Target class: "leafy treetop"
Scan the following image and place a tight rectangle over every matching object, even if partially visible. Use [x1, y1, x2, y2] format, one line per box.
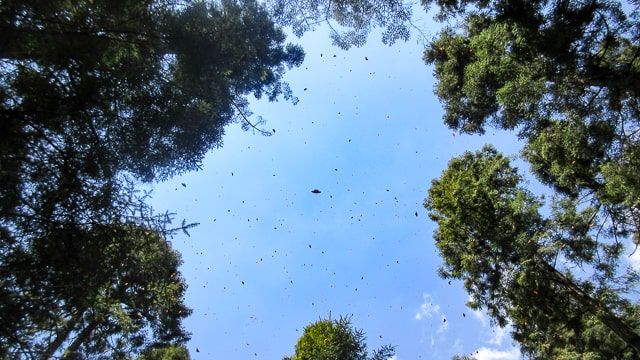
[285, 314, 396, 360]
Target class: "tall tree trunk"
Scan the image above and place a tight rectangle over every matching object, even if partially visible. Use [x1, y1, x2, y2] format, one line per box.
[534, 253, 640, 354]
[41, 310, 85, 360]
[60, 320, 101, 360]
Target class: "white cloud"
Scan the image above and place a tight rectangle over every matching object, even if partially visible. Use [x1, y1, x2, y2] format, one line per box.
[474, 346, 520, 360]
[467, 295, 489, 327]
[487, 324, 511, 346]
[471, 307, 488, 327]
[415, 292, 450, 347]
[465, 295, 513, 347]
[451, 338, 463, 355]
[627, 240, 640, 271]
[415, 293, 441, 320]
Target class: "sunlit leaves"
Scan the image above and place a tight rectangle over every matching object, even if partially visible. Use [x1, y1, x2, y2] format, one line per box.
[287, 315, 395, 360]
[423, 0, 640, 139]
[425, 146, 543, 325]
[423, 0, 640, 248]
[522, 120, 616, 196]
[425, 146, 640, 357]
[423, 14, 548, 134]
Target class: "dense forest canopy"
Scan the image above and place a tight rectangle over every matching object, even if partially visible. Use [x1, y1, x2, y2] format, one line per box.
[0, 0, 303, 358]
[423, 0, 640, 217]
[1, 0, 304, 182]
[425, 146, 640, 358]
[422, 0, 640, 357]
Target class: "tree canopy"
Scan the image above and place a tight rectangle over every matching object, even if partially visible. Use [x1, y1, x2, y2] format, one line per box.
[4, 0, 640, 357]
[1, 0, 304, 183]
[0, 0, 303, 358]
[265, 0, 420, 49]
[1, 189, 193, 359]
[422, 0, 640, 238]
[423, 0, 640, 135]
[284, 315, 396, 360]
[421, 0, 640, 356]
[425, 146, 640, 358]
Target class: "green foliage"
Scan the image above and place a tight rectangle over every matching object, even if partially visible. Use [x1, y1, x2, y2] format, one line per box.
[0, 185, 193, 358]
[535, 305, 640, 359]
[425, 146, 640, 357]
[139, 345, 191, 360]
[0, 1, 305, 357]
[0, 0, 304, 182]
[522, 120, 616, 197]
[286, 315, 395, 360]
[294, 317, 364, 360]
[423, 0, 640, 237]
[424, 0, 639, 137]
[425, 146, 544, 326]
[266, 0, 416, 49]
[451, 355, 478, 360]
[423, 1, 640, 355]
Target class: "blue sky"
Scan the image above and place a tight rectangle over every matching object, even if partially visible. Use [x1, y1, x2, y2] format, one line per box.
[148, 21, 526, 360]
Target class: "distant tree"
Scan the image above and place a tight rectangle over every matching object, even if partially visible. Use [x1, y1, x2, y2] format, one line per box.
[424, 146, 640, 357]
[265, 0, 420, 49]
[285, 314, 396, 360]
